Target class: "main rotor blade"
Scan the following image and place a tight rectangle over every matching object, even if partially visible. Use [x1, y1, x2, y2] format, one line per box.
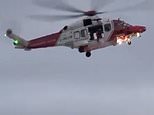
[33, 0, 84, 13]
[28, 14, 84, 22]
[90, 0, 114, 11]
[106, 0, 154, 14]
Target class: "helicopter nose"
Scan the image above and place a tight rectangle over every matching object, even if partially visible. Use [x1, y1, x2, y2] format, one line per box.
[134, 26, 146, 33]
[138, 26, 146, 33]
[127, 25, 146, 34]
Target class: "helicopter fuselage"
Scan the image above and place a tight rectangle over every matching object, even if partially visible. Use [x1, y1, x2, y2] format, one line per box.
[6, 17, 146, 57]
[56, 17, 146, 56]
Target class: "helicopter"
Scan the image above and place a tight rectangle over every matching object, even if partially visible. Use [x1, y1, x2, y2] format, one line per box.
[6, 0, 146, 57]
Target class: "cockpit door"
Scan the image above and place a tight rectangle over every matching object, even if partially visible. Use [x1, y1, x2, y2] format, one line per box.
[103, 23, 113, 41]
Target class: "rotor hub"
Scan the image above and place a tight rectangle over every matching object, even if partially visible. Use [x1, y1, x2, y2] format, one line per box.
[84, 11, 97, 16]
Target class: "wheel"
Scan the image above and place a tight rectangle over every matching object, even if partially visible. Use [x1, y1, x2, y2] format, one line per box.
[128, 41, 131, 45]
[86, 52, 91, 57]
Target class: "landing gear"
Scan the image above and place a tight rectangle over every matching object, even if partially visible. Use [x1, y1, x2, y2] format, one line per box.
[86, 52, 91, 57]
[78, 47, 84, 53]
[128, 41, 131, 45]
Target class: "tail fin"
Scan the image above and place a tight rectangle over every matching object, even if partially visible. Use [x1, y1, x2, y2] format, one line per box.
[6, 29, 28, 49]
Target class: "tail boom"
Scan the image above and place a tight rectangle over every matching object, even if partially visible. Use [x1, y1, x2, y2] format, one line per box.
[6, 29, 61, 50]
[27, 32, 61, 49]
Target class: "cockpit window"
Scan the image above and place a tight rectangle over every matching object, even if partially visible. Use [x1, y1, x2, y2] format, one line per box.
[104, 23, 111, 32]
[123, 22, 130, 27]
[120, 21, 130, 27]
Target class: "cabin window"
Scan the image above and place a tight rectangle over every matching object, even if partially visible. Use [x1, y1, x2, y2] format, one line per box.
[80, 29, 87, 37]
[74, 31, 80, 39]
[104, 23, 111, 32]
[88, 25, 103, 33]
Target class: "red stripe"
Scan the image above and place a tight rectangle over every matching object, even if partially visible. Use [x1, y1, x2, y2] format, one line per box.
[28, 32, 61, 49]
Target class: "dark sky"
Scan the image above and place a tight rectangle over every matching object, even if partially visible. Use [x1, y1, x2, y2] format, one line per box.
[0, 0, 154, 115]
